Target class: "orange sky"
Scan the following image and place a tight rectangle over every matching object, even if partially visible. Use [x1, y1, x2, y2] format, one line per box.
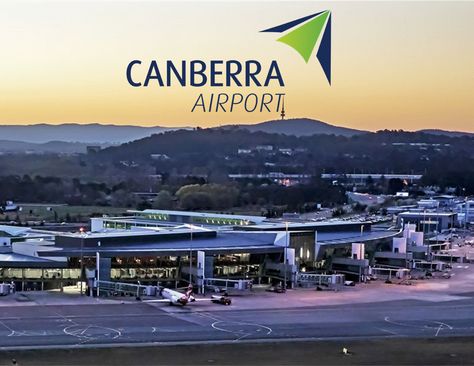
[0, 1, 473, 131]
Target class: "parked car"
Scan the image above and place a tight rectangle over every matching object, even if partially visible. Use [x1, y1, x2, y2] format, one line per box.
[266, 285, 286, 293]
[211, 294, 232, 305]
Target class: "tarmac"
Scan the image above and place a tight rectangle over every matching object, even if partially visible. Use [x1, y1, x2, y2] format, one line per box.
[2, 259, 473, 309]
[0, 263, 473, 351]
[2, 337, 474, 365]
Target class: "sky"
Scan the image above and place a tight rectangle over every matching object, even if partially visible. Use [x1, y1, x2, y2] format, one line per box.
[0, 1, 473, 132]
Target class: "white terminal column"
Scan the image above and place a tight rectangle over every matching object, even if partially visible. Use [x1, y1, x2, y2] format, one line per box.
[351, 243, 365, 260]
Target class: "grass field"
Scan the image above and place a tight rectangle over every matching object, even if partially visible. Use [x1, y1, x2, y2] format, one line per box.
[1, 337, 473, 365]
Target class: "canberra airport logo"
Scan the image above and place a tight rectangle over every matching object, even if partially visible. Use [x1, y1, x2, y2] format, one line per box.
[125, 10, 331, 113]
[261, 10, 332, 85]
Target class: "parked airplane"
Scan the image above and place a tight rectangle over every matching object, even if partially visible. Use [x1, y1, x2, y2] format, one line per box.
[143, 285, 231, 306]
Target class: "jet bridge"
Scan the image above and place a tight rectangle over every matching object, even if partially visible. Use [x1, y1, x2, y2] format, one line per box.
[203, 277, 253, 295]
[296, 273, 345, 291]
[369, 267, 410, 283]
[96, 280, 156, 298]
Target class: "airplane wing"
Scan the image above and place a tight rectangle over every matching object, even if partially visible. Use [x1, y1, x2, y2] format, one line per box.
[141, 299, 171, 303]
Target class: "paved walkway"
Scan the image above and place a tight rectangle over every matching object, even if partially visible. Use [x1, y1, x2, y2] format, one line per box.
[0, 291, 121, 307]
[0, 263, 472, 310]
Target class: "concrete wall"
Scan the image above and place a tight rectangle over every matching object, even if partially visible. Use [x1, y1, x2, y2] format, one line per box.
[351, 243, 365, 260]
[402, 224, 416, 239]
[91, 218, 104, 232]
[392, 238, 407, 254]
[409, 232, 424, 246]
[0, 236, 11, 247]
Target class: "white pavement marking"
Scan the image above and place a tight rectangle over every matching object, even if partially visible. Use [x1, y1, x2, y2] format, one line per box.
[63, 324, 122, 343]
[433, 321, 453, 337]
[196, 312, 221, 322]
[80, 325, 91, 336]
[384, 317, 422, 329]
[0, 321, 15, 337]
[211, 322, 237, 335]
[9, 331, 49, 337]
[435, 324, 443, 337]
[384, 316, 455, 335]
[433, 321, 453, 330]
[234, 333, 250, 341]
[211, 320, 272, 342]
[211, 321, 252, 342]
[376, 328, 398, 336]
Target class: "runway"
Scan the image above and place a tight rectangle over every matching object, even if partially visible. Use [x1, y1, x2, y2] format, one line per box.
[1, 294, 474, 349]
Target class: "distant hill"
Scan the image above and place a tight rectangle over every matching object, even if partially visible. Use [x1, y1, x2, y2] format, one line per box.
[99, 126, 474, 162]
[419, 129, 474, 138]
[0, 124, 185, 144]
[0, 140, 112, 154]
[1, 122, 473, 145]
[95, 128, 474, 185]
[223, 118, 365, 137]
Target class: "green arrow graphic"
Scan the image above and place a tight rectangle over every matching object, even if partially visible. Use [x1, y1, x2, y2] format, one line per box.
[276, 10, 330, 63]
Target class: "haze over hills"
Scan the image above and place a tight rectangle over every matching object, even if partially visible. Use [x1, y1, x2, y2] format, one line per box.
[227, 118, 474, 138]
[99, 125, 474, 162]
[1, 126, 474, 196]
[0, 120, 472, 145]
[0, 119, 363, 143]
[419, 129, 474, 138]
[0, 140, 112, 154]
[0, 124, 183, 144]
[226, 118, 365, 137]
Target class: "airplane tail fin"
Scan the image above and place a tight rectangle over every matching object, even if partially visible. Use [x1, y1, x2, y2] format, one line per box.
[185, 284, 194, 299]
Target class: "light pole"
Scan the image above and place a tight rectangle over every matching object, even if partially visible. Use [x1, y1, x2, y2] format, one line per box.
[450, 214, 454, 241]
[189, 225, 193, 285]
[401, 218, 408, 269]
[283, 222, 289, 291]
[79, 227, 85, 296]
[96, 241, 101, 298]
[422, 210, 426, 235]
[435, 206, 439, 251]
[423, 210, 432, 261]
[465, 197, 469, 231]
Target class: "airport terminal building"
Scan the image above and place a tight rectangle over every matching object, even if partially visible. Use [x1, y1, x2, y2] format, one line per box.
[0, 210, 401, 291]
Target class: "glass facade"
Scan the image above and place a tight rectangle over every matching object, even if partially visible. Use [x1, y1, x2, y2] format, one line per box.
[108, 212, 258, 227]
[290, 231, 316, 265]
[110, 267, 177, 280]
[0, 268, 74, 280]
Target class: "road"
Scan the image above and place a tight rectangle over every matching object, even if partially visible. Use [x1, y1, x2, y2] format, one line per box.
[0, 295, 474, 349]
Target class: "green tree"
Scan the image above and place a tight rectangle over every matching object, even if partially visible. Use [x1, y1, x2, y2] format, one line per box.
[353, 203, 367, 213]
[152, 190, 174, 210]
[180, 191, 214, 210]
[176, 184, 239, 210]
